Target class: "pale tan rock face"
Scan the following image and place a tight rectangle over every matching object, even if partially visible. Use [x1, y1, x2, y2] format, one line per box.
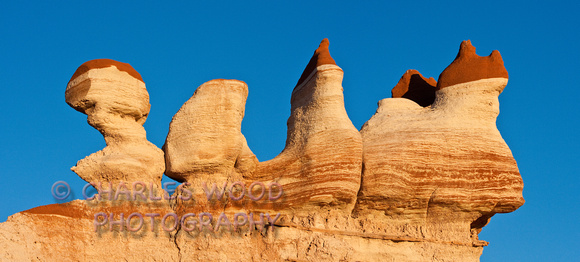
[0, 201, 179, 261]
[0, 40, 524, 262]
[355, 77, 524, 248]
[164, 39, 363, 213]
[65, 59, 164, 186]
[164, 79, 255, 184]
[253, 62, 363, 212]
[354, 41, 524, 252]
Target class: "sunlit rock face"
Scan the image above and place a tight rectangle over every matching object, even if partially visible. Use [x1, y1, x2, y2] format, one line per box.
[164, 39, 363, 214]
[64, 59, 165, 188]
[0, 40, 523, 262]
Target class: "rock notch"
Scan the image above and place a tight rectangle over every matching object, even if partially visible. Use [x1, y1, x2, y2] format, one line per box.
[391, 69, 437, 106]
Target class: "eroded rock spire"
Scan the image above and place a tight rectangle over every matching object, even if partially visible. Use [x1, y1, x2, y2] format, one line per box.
[164, 39, 362, 212]
[295, 38, 336, 87]
[164, 79, 256, 184]
[65, 59, 164, 187]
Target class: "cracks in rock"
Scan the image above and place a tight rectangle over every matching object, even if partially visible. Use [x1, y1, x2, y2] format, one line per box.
[425, 187, 438, 221]
[168, 192, 183, 262]
[350, 161, 366, 219]
[171, 226, 182, 262]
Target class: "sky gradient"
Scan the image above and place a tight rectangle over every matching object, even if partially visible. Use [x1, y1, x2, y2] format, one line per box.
[1, 1, 578, 261]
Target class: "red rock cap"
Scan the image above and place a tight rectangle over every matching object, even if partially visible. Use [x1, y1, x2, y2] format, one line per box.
[295, 38, 337, 87]
[437, 40, 508, 89]
[391, 69, 437, 107]
[68, 58, 144, 84]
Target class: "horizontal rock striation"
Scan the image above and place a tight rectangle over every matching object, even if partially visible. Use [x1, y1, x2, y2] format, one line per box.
[164, 79, 255, 184]
[355, 40, 524, 249]
[65, 59, 165, 187]
[0, 40, 524, 261]
[164, 38, 363, 213]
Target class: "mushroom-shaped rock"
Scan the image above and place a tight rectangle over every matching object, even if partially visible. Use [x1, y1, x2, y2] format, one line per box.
[66, 59, 164, 187]
[0, 40, 527, 262]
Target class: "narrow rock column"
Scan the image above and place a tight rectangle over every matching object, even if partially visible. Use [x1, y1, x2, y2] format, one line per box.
[256, 39, 363, 212]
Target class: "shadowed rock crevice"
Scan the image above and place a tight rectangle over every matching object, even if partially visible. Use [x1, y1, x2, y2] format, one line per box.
[391, 69, 437, 107]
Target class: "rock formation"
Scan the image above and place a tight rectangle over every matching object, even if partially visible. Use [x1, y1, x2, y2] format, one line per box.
[354, 40, 524, 252]
[0, 40, 524, 261]
[391, 69, 437, 107]
[437, 40, 509, 89]
[164, 38, 362, 213]
[163, 79, 258, 186]
[64, 59, 165, 187]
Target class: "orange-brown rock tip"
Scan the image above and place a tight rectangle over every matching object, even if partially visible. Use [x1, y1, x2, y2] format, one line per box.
[296, 38, 337, 87]
[437, 40, 508, 89]
[391, 70, 437, 107]
[68, 59, 144, 84]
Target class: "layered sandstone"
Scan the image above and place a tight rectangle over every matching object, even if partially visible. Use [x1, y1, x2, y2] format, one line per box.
[65, 59, 165, 187]
[0, 40, 524, 261]
[164, 38, 363, 213]
[354, 40, 523, 251]
[164, 79, 255, 184]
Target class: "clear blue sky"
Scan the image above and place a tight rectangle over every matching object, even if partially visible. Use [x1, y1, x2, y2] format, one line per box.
[1, 1, 578, 261]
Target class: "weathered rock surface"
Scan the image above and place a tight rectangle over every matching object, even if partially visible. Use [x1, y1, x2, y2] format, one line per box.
[355, 40, 524, 254]
[164, 79, 255, 184]
[0, 201, 178, 261]
[391, 69, 437, 107]
[437, 40, 508, 89]
[165, 38, 363, 213]
[0, 40, 524, 261]
[65, 59, 165, 187]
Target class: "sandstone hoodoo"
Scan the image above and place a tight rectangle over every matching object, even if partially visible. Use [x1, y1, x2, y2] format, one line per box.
[164, 79, 254, 184]
[65, 59, 164, 188]
[355, 40, 524, 259]
[164, 38, 363, 213]
[295, 38, 337, 87]
[0, 40, 524, 261]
